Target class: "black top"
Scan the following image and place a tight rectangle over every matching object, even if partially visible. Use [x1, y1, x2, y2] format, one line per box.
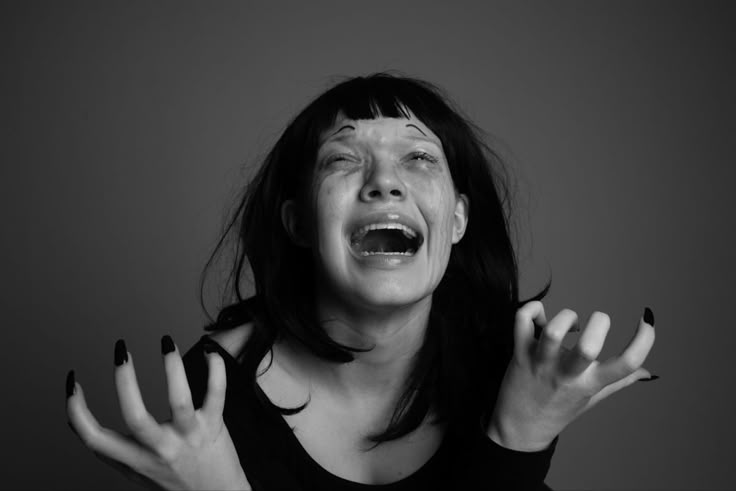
[182, 334, 557, 490]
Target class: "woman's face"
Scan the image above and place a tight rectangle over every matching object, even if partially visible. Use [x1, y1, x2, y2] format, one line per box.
[284, 113, 468, 312]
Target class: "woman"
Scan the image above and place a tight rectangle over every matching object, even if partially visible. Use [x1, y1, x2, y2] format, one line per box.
[65, 73, 657, 490]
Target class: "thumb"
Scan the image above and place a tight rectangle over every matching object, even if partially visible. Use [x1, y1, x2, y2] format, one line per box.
[587, 367, 652, 410]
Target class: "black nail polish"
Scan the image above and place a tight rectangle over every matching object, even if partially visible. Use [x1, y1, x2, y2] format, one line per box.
[66, 369, 75, 398]
[638, 375, 660, 382]
[161, 335, 175, 355]
[203, 342, 217, 354]
[114, 339, 128, 366]
[644, 307, 655, 327]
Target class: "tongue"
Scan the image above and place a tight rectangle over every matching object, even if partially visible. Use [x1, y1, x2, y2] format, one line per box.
[359, 229, 409, 253]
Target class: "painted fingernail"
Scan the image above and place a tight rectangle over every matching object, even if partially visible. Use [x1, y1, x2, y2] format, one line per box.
[643, 307, 655, 327]
[203, 342, 217, 354]
[66, 369, 76, 398]
[638, 375, 660, 382]
[161, 335, 175, 355]
[114, 339, 128, 366]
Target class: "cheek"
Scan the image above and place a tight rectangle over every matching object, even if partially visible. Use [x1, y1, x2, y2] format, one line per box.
[313, 178, 351, 247]
[409, 178, 457, 241]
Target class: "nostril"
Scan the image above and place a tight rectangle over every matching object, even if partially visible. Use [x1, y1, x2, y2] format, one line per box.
[390, 189, 402, 197]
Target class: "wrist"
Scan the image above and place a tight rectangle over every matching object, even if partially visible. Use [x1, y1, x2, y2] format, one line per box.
[487, 417, 555, 452]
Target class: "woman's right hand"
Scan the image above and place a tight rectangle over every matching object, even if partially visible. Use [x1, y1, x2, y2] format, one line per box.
[66, 336, 251, 491]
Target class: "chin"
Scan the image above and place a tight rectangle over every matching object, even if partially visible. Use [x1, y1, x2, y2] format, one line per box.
[316, 252, 439, 312]
[348, 277, 432, 311]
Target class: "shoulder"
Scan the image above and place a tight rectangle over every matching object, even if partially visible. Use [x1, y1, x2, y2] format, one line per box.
[204, 321, 256, 360]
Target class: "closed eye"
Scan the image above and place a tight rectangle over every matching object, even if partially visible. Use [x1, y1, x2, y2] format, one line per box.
[324, 153, 359, 166]
[408, 151, 439, 164]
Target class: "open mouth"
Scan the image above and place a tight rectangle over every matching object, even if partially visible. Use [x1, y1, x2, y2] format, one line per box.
[349, 223, 425, 256]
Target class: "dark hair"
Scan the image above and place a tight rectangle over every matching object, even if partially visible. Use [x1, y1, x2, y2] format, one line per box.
[199, 72, 551, 446]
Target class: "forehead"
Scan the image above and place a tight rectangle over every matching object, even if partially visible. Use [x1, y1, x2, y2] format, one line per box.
[319, 114, 441, 148]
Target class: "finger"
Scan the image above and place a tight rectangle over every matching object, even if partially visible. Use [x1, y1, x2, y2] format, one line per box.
[535, 309, 579, 366]
[67, 380, 155, 474]
[588, 367, 651, 409]
[161, 335, 197, 433]
[114, 340, 165, 449]
[559, 311, 611, 377]
[514, 301, 548, 361]
[595, 314, 656, 388]
[201, 346, 227, 424]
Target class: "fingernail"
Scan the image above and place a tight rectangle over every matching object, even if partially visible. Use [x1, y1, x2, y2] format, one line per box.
[66, 369, 76, 398]
[638, 375, 660, 382]
[161, 334, 175, 355]
[203, 342, 217, 354]
[643, 307, 655, 327]
[114, 339, 128, 366]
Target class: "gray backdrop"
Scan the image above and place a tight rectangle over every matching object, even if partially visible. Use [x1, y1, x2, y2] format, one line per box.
[2, 1, 734, 489]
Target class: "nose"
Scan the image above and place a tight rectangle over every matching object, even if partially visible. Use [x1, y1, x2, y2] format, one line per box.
[359, 158, 406, 202]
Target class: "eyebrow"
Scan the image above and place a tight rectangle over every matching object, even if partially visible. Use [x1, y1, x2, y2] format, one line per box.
[405, 123, 427, 136]
[321, 122, 439, 146]
[329, 124, 355, 137]
[405, 123, 442, 147]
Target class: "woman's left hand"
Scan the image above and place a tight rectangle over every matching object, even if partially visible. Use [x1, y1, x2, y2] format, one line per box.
[488, 301, 656, 451]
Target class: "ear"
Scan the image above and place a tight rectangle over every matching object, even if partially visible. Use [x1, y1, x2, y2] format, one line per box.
[281, 200, 310, 247]
[451, 193, 469, 244]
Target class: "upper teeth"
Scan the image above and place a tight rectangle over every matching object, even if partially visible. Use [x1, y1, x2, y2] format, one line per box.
[353, 223, 418, 240]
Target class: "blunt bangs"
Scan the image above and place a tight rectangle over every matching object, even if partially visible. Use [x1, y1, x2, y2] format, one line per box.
[291, 73, 463, 198]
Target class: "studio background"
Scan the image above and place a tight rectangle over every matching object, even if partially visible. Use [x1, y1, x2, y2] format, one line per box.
[2, 1, 733, 489]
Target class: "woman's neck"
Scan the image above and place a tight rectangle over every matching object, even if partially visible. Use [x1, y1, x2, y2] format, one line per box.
[283, 294, 432, 406]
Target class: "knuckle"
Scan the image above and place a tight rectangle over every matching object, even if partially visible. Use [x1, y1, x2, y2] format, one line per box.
[620, 353, 641, 372]
[170, 398, 191, 414]
[576, 344, 598, 361]
[83, 426, 112, 453]
[518, 300, 542, 317]
[529, 300, 544, 311]
[125, 414, 149, 433]
[543, 325, 565, 343]
[77, 428, 99, 449]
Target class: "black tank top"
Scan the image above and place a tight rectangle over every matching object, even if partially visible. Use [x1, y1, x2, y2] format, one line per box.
[182, 333, 557, 490]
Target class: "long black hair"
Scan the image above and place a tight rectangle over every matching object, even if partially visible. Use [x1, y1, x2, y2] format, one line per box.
[199, 72, 551, 446]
